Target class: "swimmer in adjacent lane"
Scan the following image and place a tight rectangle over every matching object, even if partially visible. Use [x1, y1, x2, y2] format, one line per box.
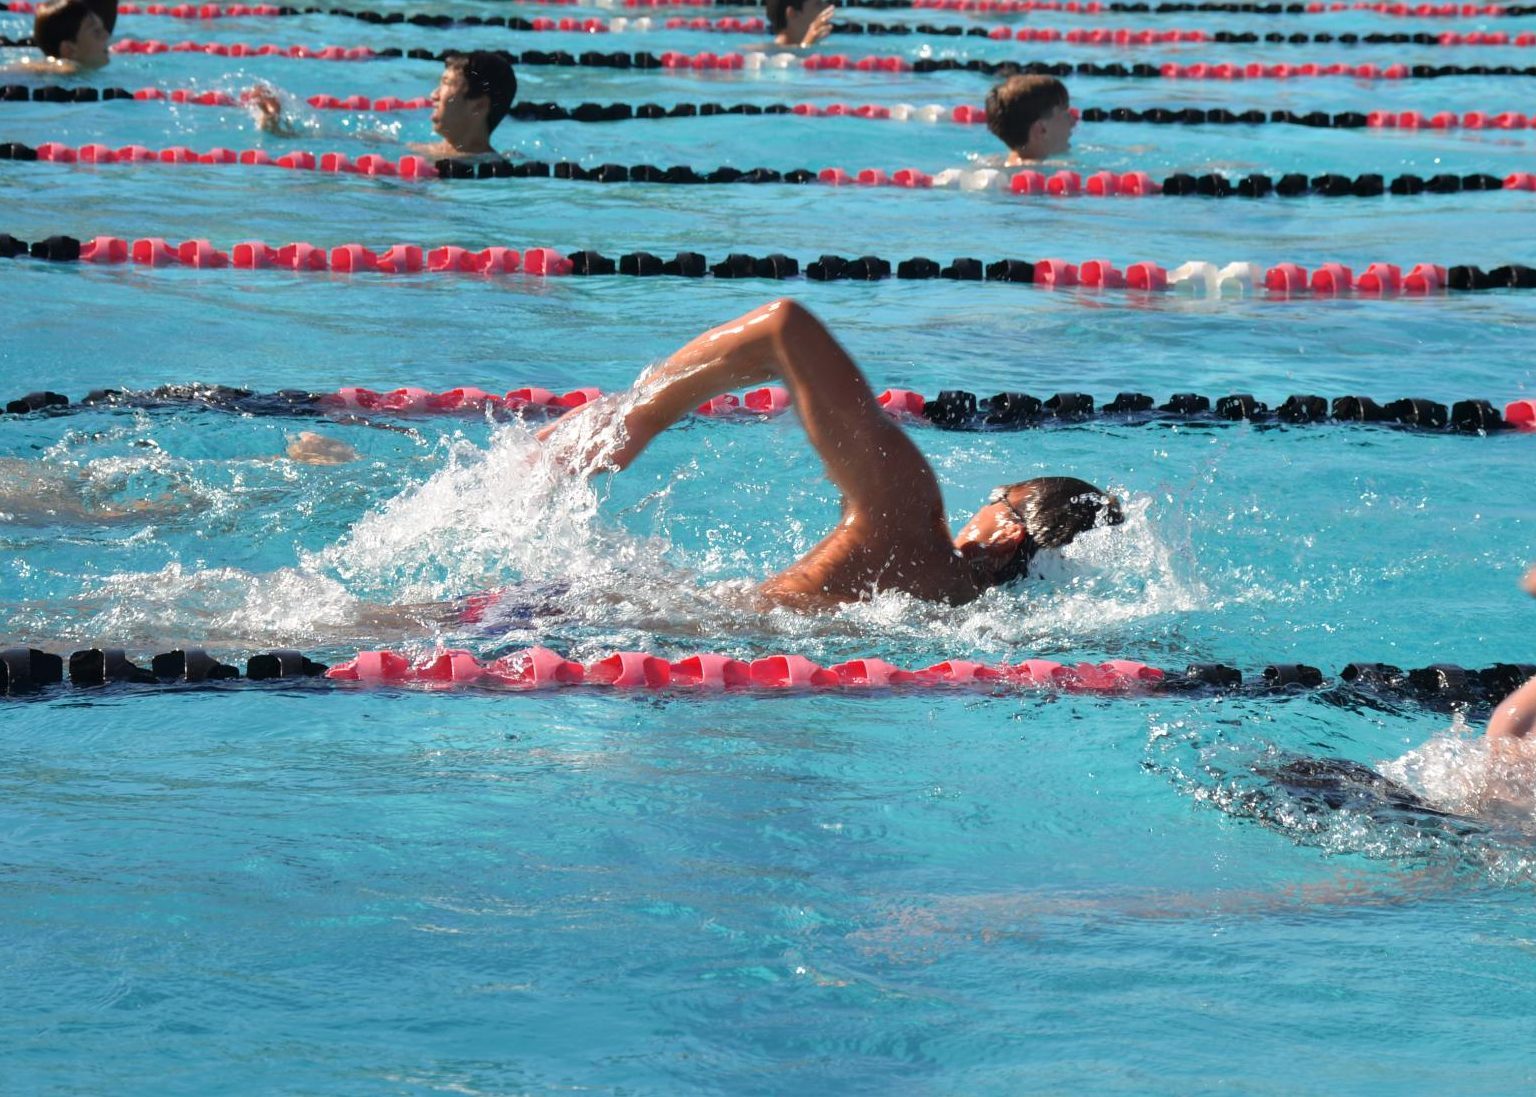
[984, 74, 1077, 166]
[539, 299, 1121, 609]
[252, 50, 517, 163]
[9, 0, 116, 73]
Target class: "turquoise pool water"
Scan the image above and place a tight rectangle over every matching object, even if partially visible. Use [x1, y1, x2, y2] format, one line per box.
[3, 3, 1536, 1093]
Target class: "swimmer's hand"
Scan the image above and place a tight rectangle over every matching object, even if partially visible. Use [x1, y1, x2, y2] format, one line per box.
[798, 3, 836, 46]
[286, 431, 358, 465]
[776, 0, 834, 47]
[535, 394, 647, 476]
[1524, 564, 1536, 597]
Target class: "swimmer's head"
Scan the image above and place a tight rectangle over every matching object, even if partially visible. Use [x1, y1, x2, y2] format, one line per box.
[765, 0, 832, 38]
[985, 74, 1075, 161]
[431, 51, 518, 150]
[955, 476, 1122, 587]
[34, 0, 112, 67]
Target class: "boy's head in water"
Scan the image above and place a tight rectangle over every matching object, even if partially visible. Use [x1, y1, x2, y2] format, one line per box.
[985, 74, 1075, 164]
[429, 51, 518, 155]
[955, 476, 1122, 586]
[33, 0, 114, 68]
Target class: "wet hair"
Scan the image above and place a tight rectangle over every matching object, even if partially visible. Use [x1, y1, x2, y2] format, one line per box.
[984, 74, 1070, 153]
[443, 50, 518, 134]
[990, 475, 1123, 585]
[765, 0, 804, 34]
[34, 0, 115, 59]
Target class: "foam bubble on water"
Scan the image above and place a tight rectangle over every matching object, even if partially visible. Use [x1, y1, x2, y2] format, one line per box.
[309, 389, 674, 602]
[1381, 721, 1536, 832]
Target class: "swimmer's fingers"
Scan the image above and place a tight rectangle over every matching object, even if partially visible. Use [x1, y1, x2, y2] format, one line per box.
[804, 7, 835, 44]
[1523, 563, 1536, 597]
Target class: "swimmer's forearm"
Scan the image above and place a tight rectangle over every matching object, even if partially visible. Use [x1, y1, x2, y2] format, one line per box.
[619, 300, 793, 452]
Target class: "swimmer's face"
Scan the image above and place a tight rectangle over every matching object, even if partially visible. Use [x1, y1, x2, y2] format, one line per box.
[1033, 102, 1075, 157]
[61, 11, 111, 68]
[954, 486, 1034, 584]
[430, 65, 488, 144]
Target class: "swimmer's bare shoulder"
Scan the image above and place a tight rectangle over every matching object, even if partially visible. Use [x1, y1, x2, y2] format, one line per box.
[1485, 564, 1536, 746]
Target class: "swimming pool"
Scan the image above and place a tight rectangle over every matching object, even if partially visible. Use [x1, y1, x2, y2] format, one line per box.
[3, 2, 1536, 1092]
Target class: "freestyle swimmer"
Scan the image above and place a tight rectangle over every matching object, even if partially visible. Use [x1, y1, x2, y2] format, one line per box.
[985, 74, 1077, 165]
[539, 299, 1121, 608]
[10, 0, 115, 73]
[253, 51, 517, 163]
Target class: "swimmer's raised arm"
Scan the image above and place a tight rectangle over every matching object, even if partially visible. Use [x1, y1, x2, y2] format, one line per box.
[543, 299, 942, 519]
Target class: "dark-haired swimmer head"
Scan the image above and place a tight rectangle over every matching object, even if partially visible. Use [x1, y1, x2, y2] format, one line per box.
[420, 51, 518, 161]
[955, 477, 1124, 589]
[23, 0, 115, 71]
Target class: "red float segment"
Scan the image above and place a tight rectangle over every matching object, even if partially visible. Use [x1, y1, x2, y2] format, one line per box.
[828, 658, 918, 687]
[878, 389, 927, 417]
[1265, 262, 1309, 293]
[1402, 262, 1448, 293]
[697, 394, 741, 415]
[80, 235, 129, 263]
[588, 651, 672, 687]
[1124, 261, 1168, 291]
[1080, 259, 1125, 289]
[670, 654, 752, 687]
[1310, 262, 1353, 294]
[320, 648, 1176, 692]
[1356, 262, 1402, 294]
[1035, 258, 1079, 287]
[1505, 401, 1536, 432]
[744, 386, 792, 414]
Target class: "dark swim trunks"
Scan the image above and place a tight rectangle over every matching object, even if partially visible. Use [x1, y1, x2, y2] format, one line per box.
[456, 581, 570, 630]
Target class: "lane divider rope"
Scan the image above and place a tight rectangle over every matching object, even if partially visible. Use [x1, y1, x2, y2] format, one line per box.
[9, 87, 1536, 134]
[5, 5, 1529, 47]
[19, 39, 1536, 79]
[2, 644, 1531, 705]
[6, 144, 1535, 199]
[6, 374, 1533, 432]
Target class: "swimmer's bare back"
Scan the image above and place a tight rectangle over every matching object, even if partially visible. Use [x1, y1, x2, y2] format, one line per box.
[539, 299, 984, 608]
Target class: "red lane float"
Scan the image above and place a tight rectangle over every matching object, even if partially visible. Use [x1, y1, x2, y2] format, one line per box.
[323, 384, 597, 413]
[104, 40, 1511, 79]
[8, 0, 1524, 19]
[60, 234, 1498, 305]
[42, 146, 1536, 200]
[113, 37, 377, 58]
[76, 236, 574, 276]
[325, 646, 1169, 693]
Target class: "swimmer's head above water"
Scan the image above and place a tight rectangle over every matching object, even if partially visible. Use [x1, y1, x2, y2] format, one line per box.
[429, 51, 517, 157]
[955, 477, 1123, 588]
[986, 74, 1075, 165]
[33, 0, 115, 69]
